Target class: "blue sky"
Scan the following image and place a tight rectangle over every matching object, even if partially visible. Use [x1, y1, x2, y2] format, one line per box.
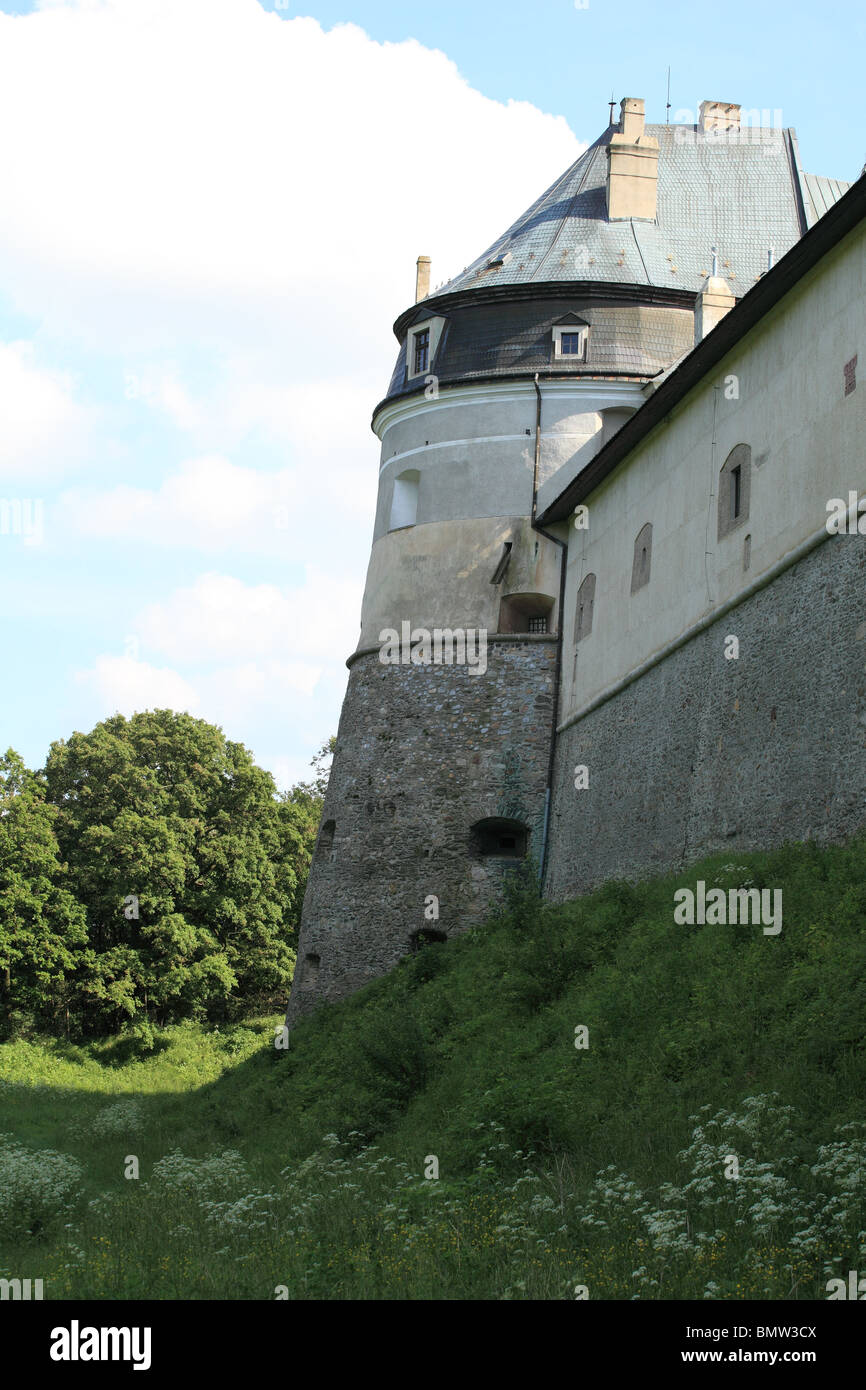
[0, 0, 861, 789]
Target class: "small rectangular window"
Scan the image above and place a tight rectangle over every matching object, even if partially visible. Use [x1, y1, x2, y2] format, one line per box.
[731, 465, 742, 519]
[560, 333, 583, 355]
[413, 329, 430, 375]
[528, 616, 548, 634]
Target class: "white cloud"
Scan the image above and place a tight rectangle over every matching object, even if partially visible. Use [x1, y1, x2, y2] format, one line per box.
[56, 446, 373, 555]
[2, 0, 585, 778]
[135, 569, 361, 665]
[0, 341, 93, 479]
[0, 0, 583, 360]
[75, 653, 202, 714]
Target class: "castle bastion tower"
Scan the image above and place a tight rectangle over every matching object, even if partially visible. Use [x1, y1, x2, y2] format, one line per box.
[287, 97, 849, 1023]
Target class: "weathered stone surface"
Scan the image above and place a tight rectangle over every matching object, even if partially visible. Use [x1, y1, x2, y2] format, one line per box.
[287, 638, 556, 1022]
[547, 536, 866, 899]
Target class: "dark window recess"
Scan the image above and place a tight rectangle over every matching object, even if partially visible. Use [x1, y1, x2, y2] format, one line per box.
[528, 615, 548, 634]
[560, 332, 584, 355]
[844, 355, 857, 396]
[575, 573, 596, 642]
[301, 954, 320, 991]
[630, 522, 653, 593]
[471, 817, 529, 858]
[718, 443, 751, 539]
[731, 464, 742, 518]
[413, 329, 430, 374]
[498, 591, 555, 634]
[318, 819, 335, 859]
[490, 541, 513, 585]
[409, 927, 448, 952]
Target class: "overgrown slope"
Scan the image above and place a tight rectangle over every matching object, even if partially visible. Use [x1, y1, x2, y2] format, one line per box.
[2, 837, 865, 1299]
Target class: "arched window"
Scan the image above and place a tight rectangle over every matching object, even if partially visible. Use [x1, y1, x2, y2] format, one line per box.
[389, 469, 420, 531]
[470, 817, 528, 859]
[631, 522, 653, 593]
[575, 573, 596, 642]
[718, 444, 751, 539]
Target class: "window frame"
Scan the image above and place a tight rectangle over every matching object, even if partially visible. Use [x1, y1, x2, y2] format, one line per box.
[552, 323, 589, 362]
[718, 444, 752, 540]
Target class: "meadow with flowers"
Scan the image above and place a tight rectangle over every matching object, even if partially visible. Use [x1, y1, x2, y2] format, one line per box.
[1, 837, 865, 1299]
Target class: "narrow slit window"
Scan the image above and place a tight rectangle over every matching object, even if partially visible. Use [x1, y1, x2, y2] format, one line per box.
[731, 464, 742, 519]
[575, 573, 596, 643]
[631, 523, 653, 593]
[718, 444, 751, 539]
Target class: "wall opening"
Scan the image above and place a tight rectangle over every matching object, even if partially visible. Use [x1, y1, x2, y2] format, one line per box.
[318, 819, 335, 859]
[471, 817, 529, 858]
[498, 591, 555, 634]
[300, 954, 320, 991]
[718, 444, 751, 539]
[575, 572, 596, 642]
[630, 522, 653, 593]
[409, 927, 448, 952]
[389, 469, 420, 531]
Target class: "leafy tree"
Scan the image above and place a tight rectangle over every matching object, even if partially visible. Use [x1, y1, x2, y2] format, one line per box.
[0, 749, 88, 1035]
[42, 711, 314, 1030]
[277, 735, 333, 928]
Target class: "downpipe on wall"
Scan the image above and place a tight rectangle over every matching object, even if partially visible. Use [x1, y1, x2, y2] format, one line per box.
[530, 373, 567, 891]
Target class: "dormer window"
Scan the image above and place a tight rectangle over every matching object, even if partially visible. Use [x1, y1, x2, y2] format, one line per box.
[552, 319, 589, 362]
[405, 316, 446, 381]
[413, 329, 430, 375]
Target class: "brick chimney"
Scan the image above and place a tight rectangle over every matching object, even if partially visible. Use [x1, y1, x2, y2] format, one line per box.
[415, 255, 431, 302]
[606, 98, 659, 222]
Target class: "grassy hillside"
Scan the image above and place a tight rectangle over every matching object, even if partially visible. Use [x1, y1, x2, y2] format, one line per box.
[2, 837, 865, 1300]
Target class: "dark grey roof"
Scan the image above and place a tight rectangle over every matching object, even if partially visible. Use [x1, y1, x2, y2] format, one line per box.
[382, 292, 695, 401]
[801, 171, 852, 225]
[436, 124, 849, 298]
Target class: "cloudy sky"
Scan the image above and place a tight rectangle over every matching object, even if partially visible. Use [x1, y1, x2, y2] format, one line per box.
[0, 0, 859, 789]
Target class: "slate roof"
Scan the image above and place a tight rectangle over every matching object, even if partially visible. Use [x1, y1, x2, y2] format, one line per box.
[435, 123, 851, 299]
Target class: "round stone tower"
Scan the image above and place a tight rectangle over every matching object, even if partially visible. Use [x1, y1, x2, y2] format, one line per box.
[287, 96, 810, 1023]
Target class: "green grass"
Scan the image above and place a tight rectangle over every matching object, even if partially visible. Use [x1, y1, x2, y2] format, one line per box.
[2, 837, 865, 1299]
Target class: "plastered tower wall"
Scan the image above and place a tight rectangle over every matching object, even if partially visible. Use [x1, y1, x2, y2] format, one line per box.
[287, 372, 568, 1022]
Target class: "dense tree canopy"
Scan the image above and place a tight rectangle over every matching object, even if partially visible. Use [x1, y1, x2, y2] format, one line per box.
[0, 750, 88, 1029]
[0, 712, 326, 1037]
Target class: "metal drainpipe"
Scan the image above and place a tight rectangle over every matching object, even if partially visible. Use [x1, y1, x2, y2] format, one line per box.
[530, 373, 568, 891]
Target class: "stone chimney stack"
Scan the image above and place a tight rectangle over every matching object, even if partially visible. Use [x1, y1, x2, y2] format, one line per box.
[415, 255, 431, 302]
[699, 101, 741, 133]
[606, 98, 659, 222]
[694, 272, 736, 344]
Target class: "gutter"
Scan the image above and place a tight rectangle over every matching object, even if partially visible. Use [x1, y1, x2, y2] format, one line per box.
[530, 373, 568, 890]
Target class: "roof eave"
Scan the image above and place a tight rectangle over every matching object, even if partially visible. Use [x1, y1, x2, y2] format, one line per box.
[537, 173, 866, 524]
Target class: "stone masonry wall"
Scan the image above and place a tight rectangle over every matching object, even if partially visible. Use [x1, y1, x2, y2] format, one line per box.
[287, 636, 557, 1023]
[546, 534, 866, 900]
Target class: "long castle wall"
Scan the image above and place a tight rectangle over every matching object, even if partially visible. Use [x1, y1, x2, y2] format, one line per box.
[546, 532, 866, 899]
[287, 636, 557, 1022]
